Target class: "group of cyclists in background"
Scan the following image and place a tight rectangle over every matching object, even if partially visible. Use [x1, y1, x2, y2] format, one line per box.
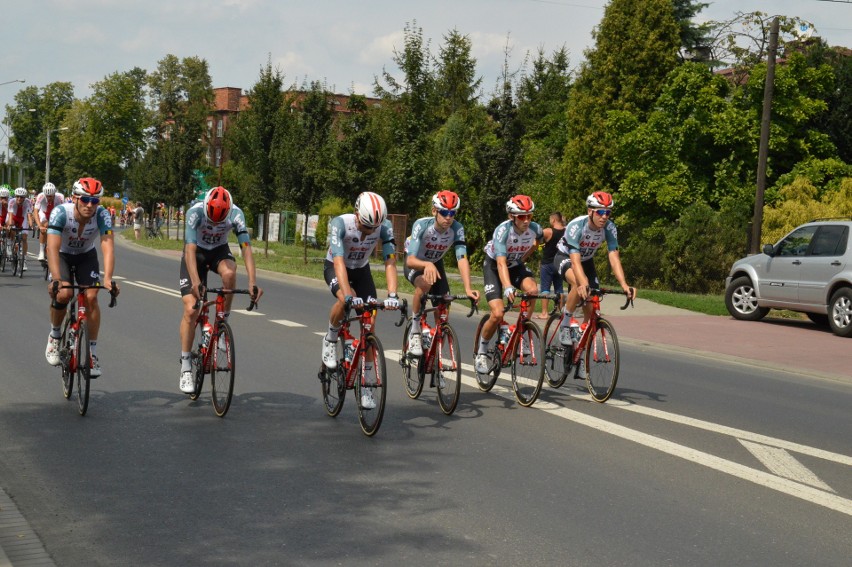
[3, 176, 635, 407]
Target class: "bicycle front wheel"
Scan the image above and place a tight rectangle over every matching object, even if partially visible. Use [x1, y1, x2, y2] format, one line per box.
[210, 321, 235, 417]
[60, 315, 74, 399]
[355, 334, 387, 437]
[472, 314, 499, 392]
[585, 318, 620, 402]
[542, 313, 571, 388]
[189, 322, 207, 401]
[433, 323, 462, 415]
[400, 319, 424, 399]
[75, 320, 91, 416]
[0, 247, 5, 272]
[511, 320, 544, 407]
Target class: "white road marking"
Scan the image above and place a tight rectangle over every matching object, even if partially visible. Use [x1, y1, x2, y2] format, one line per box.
[271, 319, 306, 327]
[231, 309, 263, 316]
[314, 332, 326, 337]
[739, 440, 835, 492]
[123, 280, 180, 298]
[386, 349, 852, 517]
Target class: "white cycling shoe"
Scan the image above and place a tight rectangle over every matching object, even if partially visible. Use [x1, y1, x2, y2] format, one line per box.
[407, 333, 423, 357]
[45, 336, 61, 366]
[474, 353, 491, 374]
[321, 338, 337, 369]
[360, 388, 376, 410]
[180, 370, 195, 393]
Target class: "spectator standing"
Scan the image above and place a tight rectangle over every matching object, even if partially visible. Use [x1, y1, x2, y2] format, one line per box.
[537, 212, 566, 319]
[132, 201, 144, 240]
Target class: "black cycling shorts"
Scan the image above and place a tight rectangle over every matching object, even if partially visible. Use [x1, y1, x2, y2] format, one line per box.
[179, 244, 236, 296]
[323, 260, 377, 302]
[482, 256, 534, 302]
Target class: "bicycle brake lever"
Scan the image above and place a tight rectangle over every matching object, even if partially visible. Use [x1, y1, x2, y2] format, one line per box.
[395, 299, 408, 327]
[247, 285, 258, 311]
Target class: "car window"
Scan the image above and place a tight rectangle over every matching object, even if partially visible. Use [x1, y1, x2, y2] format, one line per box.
[809, 225, 848, 257]
[776, 226, 817, 257]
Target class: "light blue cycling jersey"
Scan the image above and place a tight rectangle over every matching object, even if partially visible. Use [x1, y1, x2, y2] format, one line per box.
[484, 219, 543, 268]
[556, 214, 619, 260]
[47, 202, 112, 254]
[325, 214, 395, 269]
[184, 202, 251, 250]
[407, 216, 467, 262]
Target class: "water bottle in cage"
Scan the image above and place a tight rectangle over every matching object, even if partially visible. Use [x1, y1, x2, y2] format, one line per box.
[421, 320, 432, 350]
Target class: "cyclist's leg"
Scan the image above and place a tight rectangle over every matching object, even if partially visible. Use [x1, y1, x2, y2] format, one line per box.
[479, 258, 504, 349]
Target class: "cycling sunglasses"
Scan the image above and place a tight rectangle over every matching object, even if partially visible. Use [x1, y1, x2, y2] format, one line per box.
[513, 214, 532, 221]
[438, 209, 456, 218]
[79, 196, 100, 205]
[593, 209, 612, 217]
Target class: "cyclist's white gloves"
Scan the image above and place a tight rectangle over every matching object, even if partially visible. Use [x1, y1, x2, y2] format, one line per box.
[348, 296, 364, 308]
[384, 295, 399, 309]
[503, 286, 515, 300]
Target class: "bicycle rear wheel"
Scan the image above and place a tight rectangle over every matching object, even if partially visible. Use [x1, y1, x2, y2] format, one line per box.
[11, 248, 18, 276]
[75, 320, 91, 416]
[435, 323, 461, 415]
[400, 319, 424, 399]
[210, 321, 235, 417]
[60, 314, 75, 399]
[0, 245, 5, 272]
[542, 313, 571, 388]
[355, 334, 387, 436]
[585, 318, 620, 402]
[189, 322, 207, 401]
[511, 320, 545, 407]
[472, 314, 499, 392]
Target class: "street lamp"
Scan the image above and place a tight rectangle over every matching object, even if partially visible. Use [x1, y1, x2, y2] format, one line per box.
[0, 79, 25, 87]
[45, 126, 68, 183]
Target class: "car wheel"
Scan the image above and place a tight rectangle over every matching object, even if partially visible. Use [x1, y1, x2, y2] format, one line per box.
[827, 288, 852, 338]
[725, 276, 769, 321]
[806, 313, 829, 327]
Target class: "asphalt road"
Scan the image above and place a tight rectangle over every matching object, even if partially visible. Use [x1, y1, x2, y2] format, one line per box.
[0, 234, 850, 566]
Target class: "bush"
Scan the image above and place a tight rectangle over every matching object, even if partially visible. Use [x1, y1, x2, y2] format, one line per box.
[314, 196, 350, 248]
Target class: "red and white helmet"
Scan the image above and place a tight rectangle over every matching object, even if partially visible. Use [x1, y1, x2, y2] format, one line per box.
[42, 182, 57, 196]
[355, 191, 387, 228]
[432, 190, 460, 212]
[506, 195, 535, 215]
[204, 186, 232, 223]
[586, 191, 614, 209]
[73, 178, 104, 198]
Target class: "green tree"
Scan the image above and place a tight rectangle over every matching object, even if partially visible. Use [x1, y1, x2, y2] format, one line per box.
[333, 94, 381, 204]
[277, 81, 338, 262]
[434, 28, 481, 121]
[373, 21, 437, 216]
[563, 0, 681, 205]
[59, 68, 148, 192]
[227, 59, 287, 250]
[139, 55, 213, 215]
[8, 82, 74, 190]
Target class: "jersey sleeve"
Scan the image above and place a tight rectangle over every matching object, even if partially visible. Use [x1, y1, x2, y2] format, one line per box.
[563, 218, 584, 254]
[47, 206, 67, 235]
[406, 218, 427, 258]
[96, 207, 113, 235]
[184, 206, 202, 245]
[380, 219, 396, 260]
[531, 221, 544, 242]
[452, 221, 468, 260]
[231, 207, 251, 246]
[604, 221, 619, 251]
[327, 216, 347, 258]
[491, 223, 509, 258]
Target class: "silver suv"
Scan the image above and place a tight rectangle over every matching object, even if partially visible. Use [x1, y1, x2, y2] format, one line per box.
[725, 219, 852, 337]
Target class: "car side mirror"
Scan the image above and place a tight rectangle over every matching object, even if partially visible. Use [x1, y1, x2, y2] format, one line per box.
[762, 243, 776, 257]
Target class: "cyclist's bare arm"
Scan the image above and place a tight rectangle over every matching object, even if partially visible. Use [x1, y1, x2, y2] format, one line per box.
[457, 256, 480, 300]
[239, 243, 263, 302]
[606, 249, 635, 298]
[383, 254, 398, 296]
[100, 232, 117, 294]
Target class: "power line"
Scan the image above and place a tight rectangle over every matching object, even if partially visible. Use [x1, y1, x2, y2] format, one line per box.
[814, 0, 852, 4]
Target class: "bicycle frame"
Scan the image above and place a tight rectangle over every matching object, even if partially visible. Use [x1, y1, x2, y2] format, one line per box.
[416, 294, 477, 374]
[193, 286, 257, 373]
[339, 300, 405, 388]
[496, 295, 537, 367]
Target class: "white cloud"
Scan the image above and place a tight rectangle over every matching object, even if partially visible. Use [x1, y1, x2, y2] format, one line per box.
[359, 30, 405, 66]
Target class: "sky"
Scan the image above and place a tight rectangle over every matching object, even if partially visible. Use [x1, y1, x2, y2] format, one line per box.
[2, 0, 851, 123]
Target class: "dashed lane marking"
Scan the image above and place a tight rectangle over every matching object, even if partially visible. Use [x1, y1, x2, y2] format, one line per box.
[271, 319, 306, 327]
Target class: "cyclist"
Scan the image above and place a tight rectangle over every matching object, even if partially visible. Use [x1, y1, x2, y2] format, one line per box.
[44, 178, 118, 377]
[320, 191, 399, 410]
[474, 195, 544, 374]
[178, 186, 263, 394]
[35, 182, 65, 261]
[553, 191, 635, 377]
[5, 187, 34, 271]
[404, 190, 480, 356]
[0, 186, 9, 230]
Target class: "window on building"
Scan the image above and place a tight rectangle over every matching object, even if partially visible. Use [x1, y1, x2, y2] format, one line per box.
[217, 119, 223, 138]
[215, 147, 222, 167]
[207, 119, 213, 136]
[206, 146, 212, 165]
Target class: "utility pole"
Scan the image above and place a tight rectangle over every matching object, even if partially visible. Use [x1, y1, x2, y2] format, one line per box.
[751, 17, 779, 254]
